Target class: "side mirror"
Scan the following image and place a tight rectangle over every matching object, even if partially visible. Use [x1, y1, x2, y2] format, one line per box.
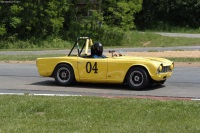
[109, 50, 115, 57]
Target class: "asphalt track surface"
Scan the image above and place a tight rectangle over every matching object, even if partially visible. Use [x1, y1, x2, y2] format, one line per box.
[0, 41, 200, 98]
[0, 63, 200, 99]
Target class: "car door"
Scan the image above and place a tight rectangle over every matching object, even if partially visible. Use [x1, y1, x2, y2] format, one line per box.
[77, 57, 108, 82]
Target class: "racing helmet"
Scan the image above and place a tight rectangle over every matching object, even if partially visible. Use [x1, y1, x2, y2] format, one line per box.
[91, 42, 103, 56]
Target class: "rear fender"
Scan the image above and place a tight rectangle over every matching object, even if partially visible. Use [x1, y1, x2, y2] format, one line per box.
[52, 62, 80, 82]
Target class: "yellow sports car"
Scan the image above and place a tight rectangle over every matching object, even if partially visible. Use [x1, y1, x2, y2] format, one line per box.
[36, 37, 174, 90]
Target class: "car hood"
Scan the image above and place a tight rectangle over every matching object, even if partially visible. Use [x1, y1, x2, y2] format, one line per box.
[112, 56, 173, 66]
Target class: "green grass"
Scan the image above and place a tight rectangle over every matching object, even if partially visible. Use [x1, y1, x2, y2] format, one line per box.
[0, 95, 200, 133]
[144, 26, 200, 34]
[167, 57, 200, 62]
[0, 47, 68, 51]
[0, 37, 73, 50]
[123, 31, 200, 47]
[0, 54, 65, 61]
[1, 31, 200, 50]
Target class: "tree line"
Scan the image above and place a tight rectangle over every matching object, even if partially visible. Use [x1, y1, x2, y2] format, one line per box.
[0, 0, 199, 46]
[135, 0, 200, 30]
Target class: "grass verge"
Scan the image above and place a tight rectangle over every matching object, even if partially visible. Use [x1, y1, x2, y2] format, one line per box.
[1, 31, 200, 50]
[166, 57, 200, 62]
[1, 95, 200, 133]
[0, 54, 65, 61]
[0, 37, 73, 50]
[123, 31, 200, 47]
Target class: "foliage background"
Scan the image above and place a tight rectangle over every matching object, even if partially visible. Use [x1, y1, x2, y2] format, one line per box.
[0, 0, 199, 49]
[135, 0, 200, 31]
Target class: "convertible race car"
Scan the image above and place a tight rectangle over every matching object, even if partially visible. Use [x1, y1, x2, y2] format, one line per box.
[36, 37, 174, 90]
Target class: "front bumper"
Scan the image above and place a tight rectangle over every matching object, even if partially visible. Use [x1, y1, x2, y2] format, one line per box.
[151, 72, 173, 81]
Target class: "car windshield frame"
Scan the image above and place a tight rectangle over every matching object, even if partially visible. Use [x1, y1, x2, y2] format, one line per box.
[68, 37, 91, 57]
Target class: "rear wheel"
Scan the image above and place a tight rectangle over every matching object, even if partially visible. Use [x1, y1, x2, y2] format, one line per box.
[54, 64, 75, 86]
[127, 67, 149, 90]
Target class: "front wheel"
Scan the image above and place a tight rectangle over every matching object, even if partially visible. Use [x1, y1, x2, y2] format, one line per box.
[126, 67, 149, 90]
[54, 64, 75, 86]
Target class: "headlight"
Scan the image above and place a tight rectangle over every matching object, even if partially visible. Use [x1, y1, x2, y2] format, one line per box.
[157, 64, 163, 73]
[170, 63, 174, 70]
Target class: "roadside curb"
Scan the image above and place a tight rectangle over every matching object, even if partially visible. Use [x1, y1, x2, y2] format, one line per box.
[0, 93, 81, 97]
[102, 95, 200, 101]
[1, 92, 200, 101]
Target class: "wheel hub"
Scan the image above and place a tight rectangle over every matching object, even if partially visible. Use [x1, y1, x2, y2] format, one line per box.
[61, 71, 67, 78]
[57, 68, 70, 82]
[134, 76, 140, 82]
[130, 71, 143, 87]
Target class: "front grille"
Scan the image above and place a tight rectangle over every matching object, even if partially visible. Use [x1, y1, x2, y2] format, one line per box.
[161, 66, 171, 73]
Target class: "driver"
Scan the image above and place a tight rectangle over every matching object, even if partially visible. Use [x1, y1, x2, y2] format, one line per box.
[91, 42, 106, 58]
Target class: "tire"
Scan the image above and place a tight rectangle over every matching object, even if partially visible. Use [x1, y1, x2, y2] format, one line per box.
[150, 79, 166, 87]
[126, 67, 149, 90]
[54, 64, 75, 86]
[160, 80, 166, 84]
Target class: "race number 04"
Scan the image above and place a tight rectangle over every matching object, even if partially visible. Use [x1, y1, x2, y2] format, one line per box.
[86, 62, 98, 73]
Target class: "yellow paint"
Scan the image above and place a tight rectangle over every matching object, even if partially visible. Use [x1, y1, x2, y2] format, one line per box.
[37, 55, 174, 83]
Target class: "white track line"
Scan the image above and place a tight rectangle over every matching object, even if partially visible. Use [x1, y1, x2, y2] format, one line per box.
[0, 93, 81, 97]
[0, 93, 24, 95]
[191, 98, 200, 101]
[33, 94, 81, 97]
[1, 93, 200, 100]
